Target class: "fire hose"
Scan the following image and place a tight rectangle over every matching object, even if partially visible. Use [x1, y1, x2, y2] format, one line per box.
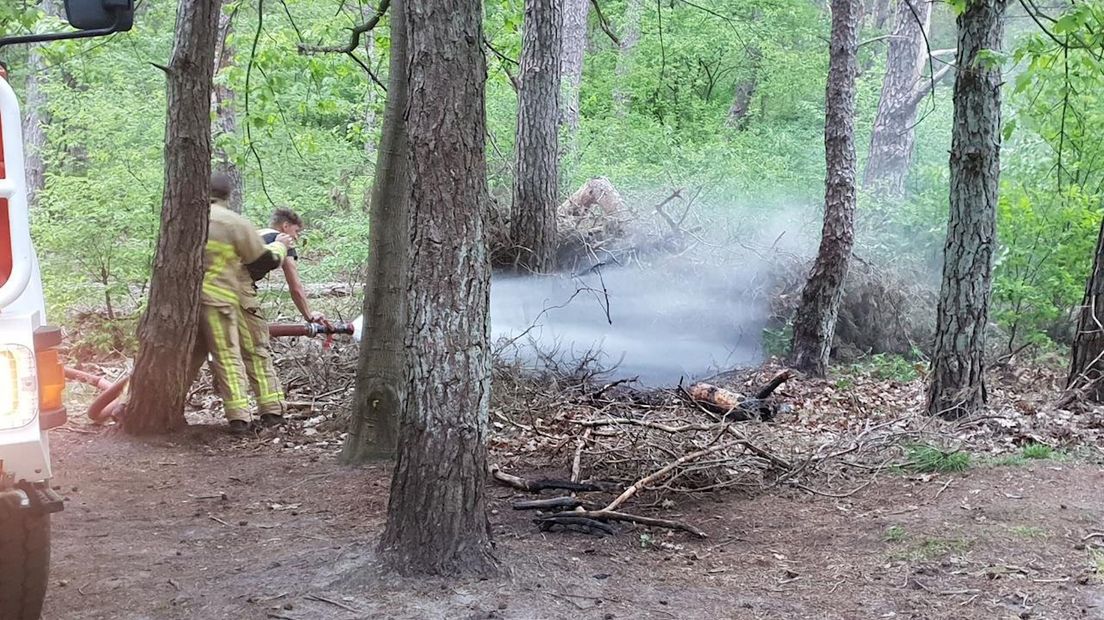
[63, 319, 360, 424]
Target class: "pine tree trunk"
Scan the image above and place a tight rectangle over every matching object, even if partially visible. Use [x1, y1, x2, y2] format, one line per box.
[510, 0, 562, 273]
[926, 0, 1005, 419]
[789, 0, 860, 378]
[123, 0, 221, 435]
[862, 0, 933, 196]
[212, 3, 244, 213]
[559, 0, 588, 157]
[21, 0, 54, 209]
[1068, 217, 1104, 401]
[342, 0, 409, 464]
[379, 0, 496, 576]
[611, 0, 644, 117]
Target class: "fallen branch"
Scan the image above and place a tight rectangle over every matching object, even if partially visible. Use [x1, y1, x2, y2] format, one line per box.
[537, 515, 617, 536]
[540, 509, 708, 538]
[602, 438, 741, 512]
[513, 496, 597, 511]
[489, 465, 617, 493]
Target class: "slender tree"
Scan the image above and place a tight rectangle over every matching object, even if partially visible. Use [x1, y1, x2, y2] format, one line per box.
[510, 0, 563, 273]
[559, 0, 588, 157]
[863, 0, 954, 196]
[21, 0, 56, 209]
[123, 0, 221, 434]
[342, 0, 408, 464]
[611, 0, 644, 116]
[378, 0, 497, 575]
[926, 0, 1006, 419]
[789, 0, 861, 377]
[212, 2, 243, 212]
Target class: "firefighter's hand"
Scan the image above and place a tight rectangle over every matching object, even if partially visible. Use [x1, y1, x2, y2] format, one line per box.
[307, 311, 326, 323]
[276, 232, 295, 248]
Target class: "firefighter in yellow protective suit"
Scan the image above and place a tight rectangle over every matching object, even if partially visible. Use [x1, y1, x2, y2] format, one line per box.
[194, 173, 292, 434]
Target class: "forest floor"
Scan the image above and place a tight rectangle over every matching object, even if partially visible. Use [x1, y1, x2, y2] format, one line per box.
[40, 410, 1104, 620]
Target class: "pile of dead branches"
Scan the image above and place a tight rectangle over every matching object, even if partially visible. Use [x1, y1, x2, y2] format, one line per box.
[489, 361, 952, 538]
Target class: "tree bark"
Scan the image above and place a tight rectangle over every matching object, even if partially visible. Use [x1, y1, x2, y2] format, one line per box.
[379, 0, 497, 575]
[123, 0, 221, 435]
[611, 0, 644, 117]
[362, 13, 380, 161]
[342, 0, 409, 464]
[1068, 217, 1104, 401]
[926, 0, 1005, 419]
[862, 0, 935, 196]
[212, 2, 244, 213]
[21, 0, 55, 210]
[871, 0, 893, 30]
[510, 0, 563, 273]
[726, 46, 762, 129]
[559, 0, 588, 158]
[789, 0, 860, 378]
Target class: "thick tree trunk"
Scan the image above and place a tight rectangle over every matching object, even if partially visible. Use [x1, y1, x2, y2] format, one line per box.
[611, 0, 644, 117]
[123, 0, 221, 435]
[789, 0, 860, 378]
[342, 0, 409, 464]
[1068, 218, 1104, 401]
[926, 0, 1005, 419]
[21, 0, 55, 209]
[510, 0, 563, 273]
[379, 0, 497, 576]
[559, 0, 588, 157]
[863, 0, 935, 196]
[212, 3, 244, 213]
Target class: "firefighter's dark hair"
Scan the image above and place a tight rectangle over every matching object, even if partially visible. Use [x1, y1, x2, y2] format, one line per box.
[210, 172, 233, 202]
[271, 207, 303, 228]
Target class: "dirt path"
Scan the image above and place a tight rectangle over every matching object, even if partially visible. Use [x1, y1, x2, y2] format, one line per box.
[40, 427, 1104, 620]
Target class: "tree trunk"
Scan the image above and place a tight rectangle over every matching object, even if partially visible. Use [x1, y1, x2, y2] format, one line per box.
[123, 0, 221, 435]
[379, 0, 497, 576]
[871, 0, 893, 30]
[725, 46, 762, 129]
[559, 0, 588, 158]
[862, 0, 935, 196]
[212, 2, 244, 213]
[926, 0, 1005, 419]
[510, 0, 562, 273]
[789, 0, 860, 378]
[611, 0, 644, 117]
[1068, 217, 1104, 401]
[21, 0, 55, 209]
[361, 4, 382, 161]
[342, 0, 409, 464]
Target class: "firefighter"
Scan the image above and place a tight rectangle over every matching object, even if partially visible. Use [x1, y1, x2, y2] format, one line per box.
[195, 173, 293, 433]
[257, 208, 325, 323]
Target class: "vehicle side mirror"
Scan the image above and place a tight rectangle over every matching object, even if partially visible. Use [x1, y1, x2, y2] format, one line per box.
[64, 0, 134, 32]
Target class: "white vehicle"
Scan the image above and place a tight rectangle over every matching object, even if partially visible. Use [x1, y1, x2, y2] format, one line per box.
[0, 2, 133, 618]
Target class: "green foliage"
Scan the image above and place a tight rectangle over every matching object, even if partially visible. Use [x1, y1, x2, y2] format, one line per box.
[762, 323, 793, 359]
[1008, 525, 1047, 539]
[1021, 442, 1055, 460]
[884, 525, 906, 543]
[848, 352, 923, 382]
[4, 0, 1099, 367]
[905, 444, 971, 473]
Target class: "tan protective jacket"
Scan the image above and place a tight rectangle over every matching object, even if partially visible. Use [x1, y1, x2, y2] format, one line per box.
[202, 199, 287, 308]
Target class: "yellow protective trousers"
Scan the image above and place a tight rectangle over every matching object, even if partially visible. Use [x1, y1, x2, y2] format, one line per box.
[193, 302, 285, 422]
